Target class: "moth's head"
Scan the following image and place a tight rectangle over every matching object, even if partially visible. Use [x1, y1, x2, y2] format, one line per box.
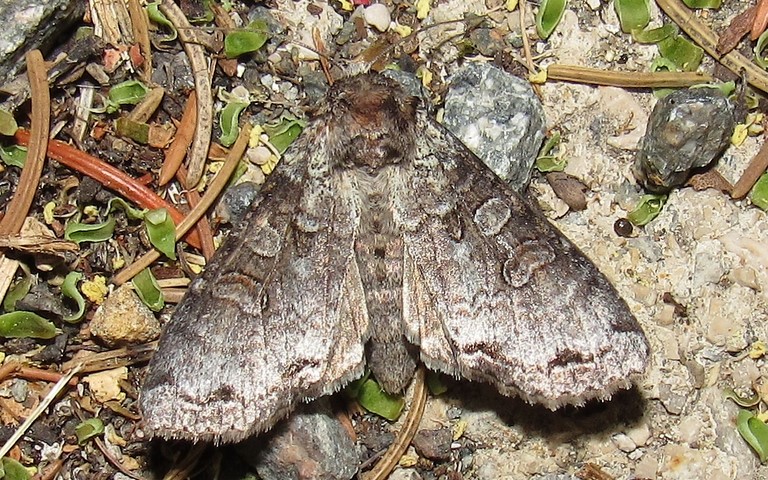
[320, 73, 420, 169]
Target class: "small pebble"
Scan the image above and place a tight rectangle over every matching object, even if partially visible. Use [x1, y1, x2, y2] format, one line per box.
[89, 284, 161, 346]
[364, 4, 390, 32]
[614, 218, 633, 237]
[612, 433, 637, 453]
[412, 428, 453, 461]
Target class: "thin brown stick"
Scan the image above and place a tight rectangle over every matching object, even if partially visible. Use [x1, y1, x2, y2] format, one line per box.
[31, 458, 66, 480]
[177, 164, 216, 260]
[112, 125, 250, 285]
[547, 64, 713, 88]
[14, 129, 203, 250]
[62, 342, 158, 373]
[127, 0, 153, 82]
[0, 361, 80, 386]
[656, 0, 768, 95]
[752, 0, 768, 41]
[159, 0, 213, 188]
[363, 367, 427, 480]
[0, 50, 49, 235]
[732, 137, 768, 199]
[163, 443, 207, 480]
[159, 91, 197, 186]
[127, 86, 165, 123]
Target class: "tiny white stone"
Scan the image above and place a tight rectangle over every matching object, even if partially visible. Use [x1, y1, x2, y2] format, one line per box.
[364, 4, 391, 32]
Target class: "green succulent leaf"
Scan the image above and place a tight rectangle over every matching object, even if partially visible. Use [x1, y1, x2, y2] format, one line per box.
[682, 0, 722, 8]
[0, 109, 18, 136]
[615, 0, 650, 34]
[0, 311, 57, 339]
[631, 23, 677, 44]
[658, 35, 704, 72]
[2, 263, 32, 312]
[146, 2, 177, 43]
[263, 118, 305, 154]
[0, 457, 31, 480]
[219, 101, 250, 147]
[737, 410, 768, 463]
[64, 216, 116, 244]
[224, 19, 269, 58]
[75, 418, 105, 445]
[106, 80, 149, 114]
[0, 145, 27, 168]
[144, 208, 176, 259]
[133, 268, 164, 312]
[356, 378, 405, 421]
[627, 194, 667, 226]
[61, 271, 86, 323]
[535, 0, 567, 40]
[751, 172, 768, 210]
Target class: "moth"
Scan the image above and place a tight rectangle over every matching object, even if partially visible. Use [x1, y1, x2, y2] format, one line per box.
[140, 72, 649, 444]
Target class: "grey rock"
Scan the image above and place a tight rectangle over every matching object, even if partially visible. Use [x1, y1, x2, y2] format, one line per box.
[0, 0, 85, 82]
[239, 399, 358, 480]
[443, 63, 546, 192]
[217, 181, 262, 224]
[633, 88, 736, 192]
[658, 382, 688, 415]
[16, 283, 67, 318]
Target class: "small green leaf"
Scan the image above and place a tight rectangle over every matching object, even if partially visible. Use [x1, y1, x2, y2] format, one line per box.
[75, 418, 105, 445]
[2, 264, 32, 312]
[737, 410, 768, 463]
[1, 457, 31, 480]
[658, 35, 704, 72]
[144, 208, 177, 259]
[535, 0, 567, 40]
[0, 109, 18, 136]
[106, 80, 149, 114]
[0, 311, 57, 339]
[426, 371, 448, 396]
[64, 216, 116, 244]
[263, 118, 305, 154]
[535, 156, 567, 172]
[614, 0, 650, 34]
[627, 194, 667, 226]
[61, 271, 86, 323]
[107, 197, 147, 220]
[115, 117, 150, 144]
[725, 388, 761, 408]
[755, 30, 768, 70]
[219, 101, 249, 147]
[682, 0, 722, 8]
[344, 371, 371, 399]
[224, 19, 269, 58]
[631, 23, 677, 44]
[751, 172, 768, 210]
[0, 145, 27, 168]
[357, 378, 405, 421]
[146, 2, 177, 43]
[133, 268, 164, 312]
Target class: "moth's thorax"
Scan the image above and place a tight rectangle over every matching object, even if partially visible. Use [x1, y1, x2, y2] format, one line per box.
[324, 74, 418, 171]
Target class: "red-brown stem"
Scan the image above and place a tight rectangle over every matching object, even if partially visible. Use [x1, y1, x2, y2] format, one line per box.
[14, 128, 202, 249]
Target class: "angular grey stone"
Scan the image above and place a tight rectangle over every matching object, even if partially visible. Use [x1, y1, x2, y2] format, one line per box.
[0, 0, 85, 81]
[443, 63, 546, 192]
[633, 87, 736, 192]
[237, 399, 358, 480]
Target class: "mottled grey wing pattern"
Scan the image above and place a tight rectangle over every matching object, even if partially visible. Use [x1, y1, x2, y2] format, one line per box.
[140, 134, 370, 443]
[400, 112, 649, 408]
